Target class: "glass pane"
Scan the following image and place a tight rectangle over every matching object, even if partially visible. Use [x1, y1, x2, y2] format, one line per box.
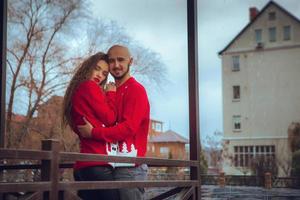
[283, 25, 291, 40]
[250, 146, 253, 152]
[234, 154, 238, 167]
[233, 85, 240, 100]
[269, 27, 277, 42]
[232, 56, 240, 71]
[255, 29, 262, 43]
[268, 12, 276, 20]
[256, 146, 260, 153]
[6, 0, 188, 154]
[5, 0, 190, 189]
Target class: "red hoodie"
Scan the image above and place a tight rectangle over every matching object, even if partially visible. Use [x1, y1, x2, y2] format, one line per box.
[71, 80, 117, 170]
[91, 77, 150, 165]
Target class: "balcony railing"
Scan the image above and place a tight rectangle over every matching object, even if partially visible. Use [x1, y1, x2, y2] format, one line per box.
[0, 139, 200, 200]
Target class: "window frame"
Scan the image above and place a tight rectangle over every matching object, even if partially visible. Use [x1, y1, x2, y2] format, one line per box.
[233, 85, 240, 101]
[159, 146, 170, 157]
[232, 55, 240, 71]
[269, 27, 277, 42]
[0, 0, 201, 197]
[234, 145, 276, 168]
[283, 25, 291, 41]
[232, 115, 241, 131]
[255, 29, 262, 43]
[268, 12, 276, 20]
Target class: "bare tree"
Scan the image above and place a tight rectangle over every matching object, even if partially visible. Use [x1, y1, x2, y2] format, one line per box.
[6, 0, 86, 148]
[203, 130, 223, 168]
[82, 18, 168, 91]
[276, 155, 292, 177]
[6, 0, 168, 149]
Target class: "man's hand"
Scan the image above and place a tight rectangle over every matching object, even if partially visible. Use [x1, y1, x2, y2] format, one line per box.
[77, 117, 93, 138]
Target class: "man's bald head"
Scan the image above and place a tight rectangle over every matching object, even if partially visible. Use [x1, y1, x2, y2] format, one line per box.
[107, 45, 133, 82]
[107, 45, 131, 58]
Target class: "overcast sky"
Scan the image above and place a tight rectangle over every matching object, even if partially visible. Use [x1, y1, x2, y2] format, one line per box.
[91, 0, 300, 143]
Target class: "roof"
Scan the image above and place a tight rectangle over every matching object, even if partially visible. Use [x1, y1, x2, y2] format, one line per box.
[149, 130, 189, 144]
[11, 113, 26, 122]
[219, 0, 300, 55]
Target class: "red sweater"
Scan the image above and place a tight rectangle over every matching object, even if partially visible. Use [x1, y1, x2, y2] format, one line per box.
[91, 77, 150, 159]
[71, 80, 117, 170]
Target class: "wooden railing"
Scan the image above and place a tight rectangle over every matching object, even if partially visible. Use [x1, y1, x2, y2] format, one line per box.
[0, 139, 200, 200]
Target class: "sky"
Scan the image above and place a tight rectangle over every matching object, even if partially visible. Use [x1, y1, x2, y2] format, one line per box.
[91, 0, 300, 143]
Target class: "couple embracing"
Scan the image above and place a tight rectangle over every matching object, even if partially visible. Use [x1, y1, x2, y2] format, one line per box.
[62, 45, 150, 200]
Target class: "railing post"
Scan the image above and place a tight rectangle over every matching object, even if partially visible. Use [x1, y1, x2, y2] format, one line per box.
[187, 0, 201, 199]
[264, 172, 272, 189]
[0, 0, 7, 149]
[41, 139, 60, 200]
[0, 0, 7, 197]
[218, 172, 225, 188]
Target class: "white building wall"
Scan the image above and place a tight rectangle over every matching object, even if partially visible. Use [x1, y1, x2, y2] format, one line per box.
[223, 48, 300, 139]
[221, 3, 300, 177]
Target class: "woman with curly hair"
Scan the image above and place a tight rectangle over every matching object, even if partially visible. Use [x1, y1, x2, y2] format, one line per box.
[62, 52, 119, 200]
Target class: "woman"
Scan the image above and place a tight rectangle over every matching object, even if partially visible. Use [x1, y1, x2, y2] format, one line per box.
[62, 52, 119, 200]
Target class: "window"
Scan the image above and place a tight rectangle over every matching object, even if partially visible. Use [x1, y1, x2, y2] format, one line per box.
[234, 145, 275, 167]
[152, 123, 155, 130]
[152, 145, 155, 153]
[232, 115, 241, 131]
[155, 123, 162, 132]
[283, 25, 291, 40]
[255, 29, 262, 43]
[160, 147, 169, 154]
[268, 12, 276, 20]
[233, 85, 240, 100]
[151, 121, 163, 132]
[232, 56, 240, 71]
[269, 27, 276, 42]
[160, 147, 169, 158]
[234, 154, 238, 167]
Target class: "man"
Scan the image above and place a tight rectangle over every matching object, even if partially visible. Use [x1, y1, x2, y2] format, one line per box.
[78, 45, 150, 200]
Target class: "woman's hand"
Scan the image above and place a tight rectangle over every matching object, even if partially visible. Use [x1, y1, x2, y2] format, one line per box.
[106, 82, 116, 92]
[77, 117, 93, 138]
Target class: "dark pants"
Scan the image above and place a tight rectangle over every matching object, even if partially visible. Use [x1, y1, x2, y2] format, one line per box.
[74, 166, 119, 200]
[114, 164, 148, 200]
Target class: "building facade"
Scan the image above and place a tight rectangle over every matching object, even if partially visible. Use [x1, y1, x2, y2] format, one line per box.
[219, 1, 300, 176]
[147, 119, 188, 160]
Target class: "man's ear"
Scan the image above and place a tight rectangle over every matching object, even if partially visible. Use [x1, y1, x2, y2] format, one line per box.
[129, 57, 133, 66]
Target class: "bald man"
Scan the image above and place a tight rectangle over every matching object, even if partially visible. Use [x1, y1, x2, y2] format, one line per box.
[78, 45, 150, 200]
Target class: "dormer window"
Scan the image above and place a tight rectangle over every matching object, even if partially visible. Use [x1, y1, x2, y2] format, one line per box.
[268, 12, 276, 20]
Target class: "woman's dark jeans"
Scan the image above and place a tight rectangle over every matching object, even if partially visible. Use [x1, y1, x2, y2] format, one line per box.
[74, 166, 119, 200]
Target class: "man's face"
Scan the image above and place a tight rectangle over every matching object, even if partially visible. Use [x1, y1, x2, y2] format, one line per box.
[108, 46, 132, 80]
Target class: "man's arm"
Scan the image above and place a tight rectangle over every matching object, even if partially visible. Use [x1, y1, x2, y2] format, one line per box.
[78, 86, 149, 143]
[77, 117, 93, 138]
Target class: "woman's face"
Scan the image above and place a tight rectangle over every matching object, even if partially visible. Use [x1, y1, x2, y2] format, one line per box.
[89, 60, 109, 85]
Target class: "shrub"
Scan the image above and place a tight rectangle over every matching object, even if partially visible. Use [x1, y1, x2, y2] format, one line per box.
[291, 150, 300, 176]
